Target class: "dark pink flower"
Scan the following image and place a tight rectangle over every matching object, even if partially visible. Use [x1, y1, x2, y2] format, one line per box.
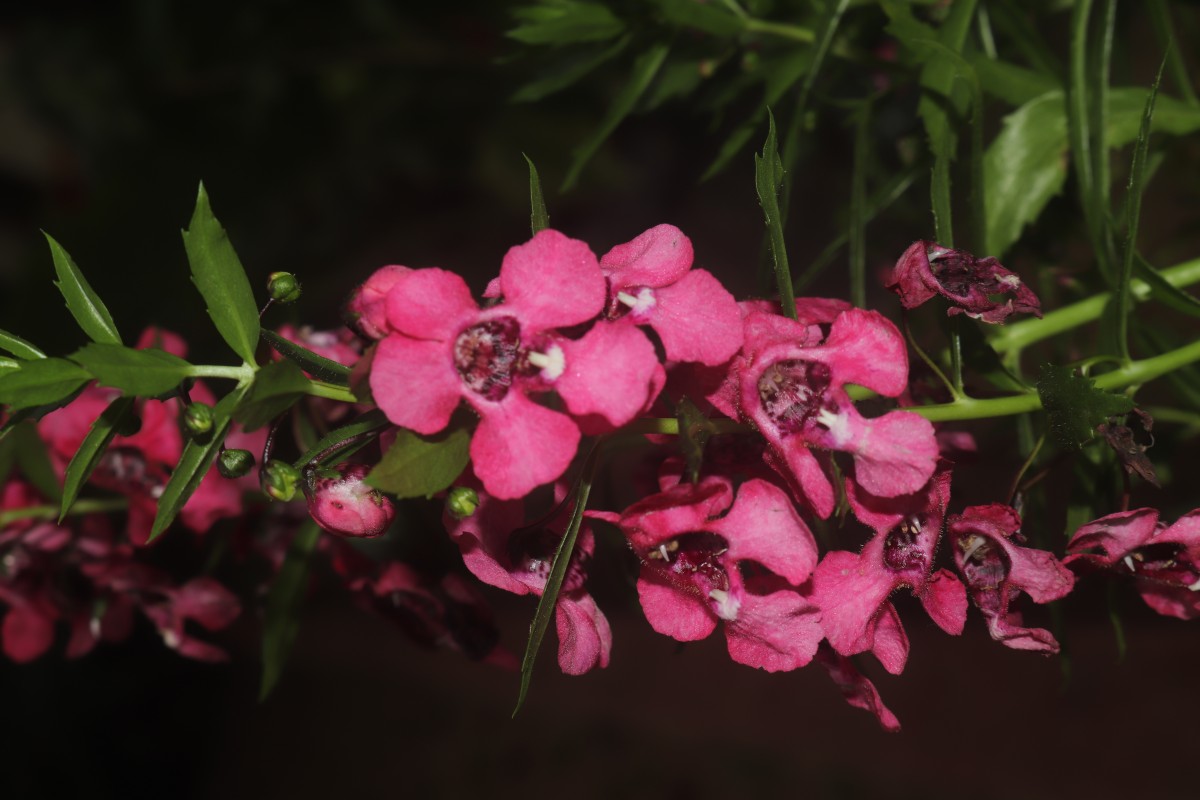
[370, 229, 660, 499]
[886, 241, 1042, 323]
[738, 307, 938, 517]
[446, 472, 611, 675]
[948, 505, 1074, 653]
[346, 264, 412, 340]
[812, 466, 965, 674]
[601, 476, 821, 671]
[1067, 508, 1200, 619]
[598, 224, 743, 366]
[815, 643, 901, 732]
[305, 463, 395, 538]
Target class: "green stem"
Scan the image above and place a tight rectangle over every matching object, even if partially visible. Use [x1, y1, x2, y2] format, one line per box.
[187, 364, 256, 382]
[0, 497, 127, 527]
[744, 18, 815, 43]
[948, 316, 965, 396]
[306, 381, 358, 403]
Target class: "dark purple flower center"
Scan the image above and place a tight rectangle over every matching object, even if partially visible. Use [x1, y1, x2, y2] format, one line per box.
[454, 317, 522, 401]
[928, 246, 1012, 300]
[757, 359, 834, 434]
[883, 519, 929, 574]
[1127, 543, 1199, 586]
[956, 533, 1008, 590]
[92, 447, 167, 498]
[642, 531, 730, 594]
[508, 526, 589, 593]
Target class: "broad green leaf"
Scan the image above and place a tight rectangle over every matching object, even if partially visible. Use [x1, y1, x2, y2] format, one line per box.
[0, 329, 46, 360]
[514, 444, 599, 716]
[294, 410, 391, 470]
[181, 183, 261, 365]
[261, 330, 350, 386]
[148, 387, 246, 542]
[649, 0, 746, 37]
[0, 358, 91, 410]
[508, 1, 625, 46]
[235, 359, 310, 432]
[971, 54, 1060, 107]
[524, 154, 550, 235]
[0, 357, 18, 376]
[562, 41, 670, 190]
[71, 343, 192, 396]
[260, 521, 322, 700]
[11, 422, 61, 500]
[755, 111, 795, 320]
[367, 425, 470, 498]
[676, 397, 716, 484]
[512, 35, 631, 103]
[1036, 363, 1134, 450]
[43, 233, 121, 345]
[59, 395, 136, 521]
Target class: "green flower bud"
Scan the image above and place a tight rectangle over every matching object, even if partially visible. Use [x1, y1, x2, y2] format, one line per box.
[183, 402, 215, 438]
[267, 272, 302, 304]
[261, 459, 302, 502]
[218, 448, 256, 479]
[446, 486, 480, 519]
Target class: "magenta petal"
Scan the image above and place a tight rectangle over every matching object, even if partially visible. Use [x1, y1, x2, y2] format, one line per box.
[1067, 508, 1159, 564]
[1000, 540, 1075, 603]
[554, 321, 660, 427]
[845, 410, 939, 498]
[1139, 584, 1200, 620]
[647, 270, 744, 365]
[1153, 509, 1200, 557]
[500, 230, 605, 330]
[708, 479, 818, 584]
[812, 550, 895, 656]
[371, 335, 462, 435]
[920, 569, 967, 635]
[2, 605, 55, 662]
[172, 577, 241, 631]
[636, 576, 717, 641]
[724, 589, 821, 672]
[983, 609, 1060, 653]
[384, 268, 478, 341]
[180, 469, 243, 533]
[470, 394, 580, 500]
[816, 644, 901, 732]
[766, 443, 835, 519]
[870, 602, 909, 675]
[600, 224, 693, 288]
[818, 308, 908, 396]
[556, 595, 612, 675]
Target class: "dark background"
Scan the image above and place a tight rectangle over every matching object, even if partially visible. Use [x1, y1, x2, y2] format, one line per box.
[2, 2, 1200, 798]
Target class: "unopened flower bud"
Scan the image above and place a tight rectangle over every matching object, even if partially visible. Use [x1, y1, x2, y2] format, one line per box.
[267, 272, 302, 304]
[446, 486, 480, 520]
[183, 402, 214, 438]
[218, 448, 255, 479]
[306, 463, 395, 538]
[261, 459, 302, 502]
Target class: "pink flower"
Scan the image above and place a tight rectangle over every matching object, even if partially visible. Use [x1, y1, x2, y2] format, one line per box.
[304, 463, 395, 538]
[598, 476, 821, 671]
[346, 264, 412, 340]
[598, 224, 743, 365]
[370, 229, 660, 499]
[1067, 508, 1200, 620]
[277, 324, 362, 369]
[737, 307, 938, 517]
[815, 643, 901, 732]
[445, 472, 611, 675]
[812, 465, 965, 674]
[948, 505, 1074, 653]
[886, 241, 1042, 323]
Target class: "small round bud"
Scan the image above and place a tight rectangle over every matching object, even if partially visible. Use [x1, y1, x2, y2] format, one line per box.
[446, 486, 480, 520]
[218, 448, 256, 479]
[183, 402, 215, 438]
[267, 272, 302, 304]
[306, 463, 395, 538]
[261, 459, 302, 502]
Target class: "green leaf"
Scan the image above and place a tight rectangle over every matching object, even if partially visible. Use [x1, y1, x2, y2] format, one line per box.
[514, 444, 599, 716]
[1133, 254, 1200, 319]
[649, 0, 746, 37]
[755, 110, 795, 320]
[1147, 0, 1199, 107]
[512, 35, 631, 103]
[524, 154, 550, 235]
[43, 233, 122, 345]
[260, 520, 322, 700]
[0, 357, 17, 377]
[562, 41, 670, 190]
[972, 55, 1060, 106]
[59, 395, 136, 521]
[508, 1, 625, 46]
[11, 422, 62, 500]
[70, 343, 192, 396]
[148, 387, 246, 542]
[260, 330, 350, 386]
[0, 358, 91, 411]
[0, 329, 46, 361]
[181, 183, 262, 365]
[1036, 363, 1134, 450]
[293, 410, 391, 470]
[675, 397, 716, 484]
[367, 425, 470, 498]
[235, 359, 310, 432]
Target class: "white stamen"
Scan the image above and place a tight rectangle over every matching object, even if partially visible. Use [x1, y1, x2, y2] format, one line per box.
[658, 544, 670, 562]
[617, 287, 657, 316]
[162, 629, 180, 649]
[708, 589, 741, 621]
[527, 344, 565, 381]
[997, 274, 1022, 288]
[816, 408, 851, 445]
[1189, 577, 1200, 592]
[960, 534, 986, 562]
[1123, 555, 1136, 572]
[89, 616, 102, 639]
[910, 516, 922, 532]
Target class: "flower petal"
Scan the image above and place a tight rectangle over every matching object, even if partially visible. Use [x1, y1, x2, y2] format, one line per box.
[815, 308, 908, 396]
[709, 479, 818, 585]
[646, 270, 744, 365]
[600, 224, 693, 288]
[870, 602, 909, 675]
[500, 230, 605, 330]
[470, 394, 580, 500]
[554, 320, 660, 427]
[636, 576, 717, 642]
[556, 595, 612, 675]
[724, 589, 821, 671]
[1066, 507, 1159, 565]
[384, 268, 479, 341]
[812, 550, 896, 656]
[816, 644, 902, 732]
[371, 335, 462, 435]
[920, 569, 967, 635]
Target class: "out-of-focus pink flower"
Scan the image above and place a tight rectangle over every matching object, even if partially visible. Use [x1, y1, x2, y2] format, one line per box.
[886, 241, 1041, 323]
[599, 476, 821, 672]
[815, 643, 901, 732]
[949, 504, 1074, 653]
[305, 463, 395, 538]
[277, 324, 362, 370]
[346, 264, 412, 340]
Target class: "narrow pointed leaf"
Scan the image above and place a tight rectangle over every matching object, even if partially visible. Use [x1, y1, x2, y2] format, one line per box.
[0, 358, 91, 410]
[43, 233, 121, 345]
[1132, 254, 1200, 319]
[294, 410, 390, 470]
[524, 154, 550, 235]
[261, 330, 350, 386]
[649, 0, 745, 37]
[755, 111, 795, 320]
[11, 422, 62, 501]
[676, 397, 716, 484]
[508, 1, 625, 45]
[511, 35, 631, 103]
[0, 329, 46, 361]
[366, 425, 470, 498]
[59, 395, 136, 521]
[182, 183, 261, 364]
[260, 520, 322, 700]
[71, 343, 192, 396]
